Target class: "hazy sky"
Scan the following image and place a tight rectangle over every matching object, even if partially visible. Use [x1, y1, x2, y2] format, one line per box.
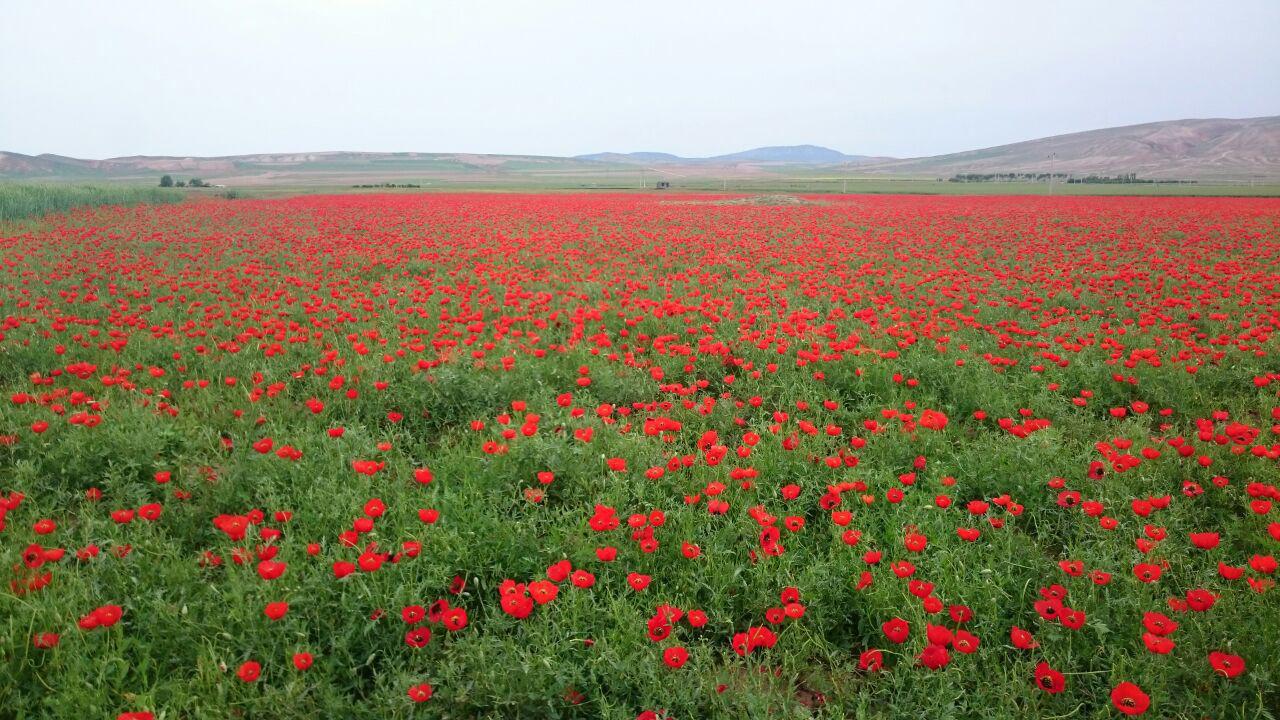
[2, 0, 1278, 159]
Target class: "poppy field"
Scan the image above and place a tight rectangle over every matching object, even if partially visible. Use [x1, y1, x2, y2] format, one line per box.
[2, 192, 1279, 719]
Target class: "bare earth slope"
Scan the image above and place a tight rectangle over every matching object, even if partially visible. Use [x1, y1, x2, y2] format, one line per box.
[861, 117, 1280, 180]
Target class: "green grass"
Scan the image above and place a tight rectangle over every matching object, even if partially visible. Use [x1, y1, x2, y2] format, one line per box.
[664, 177, 1280, 197]
[0, 183, 185, 223]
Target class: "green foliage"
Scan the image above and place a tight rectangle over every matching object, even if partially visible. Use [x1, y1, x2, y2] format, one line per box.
[0, 183, 184, 223]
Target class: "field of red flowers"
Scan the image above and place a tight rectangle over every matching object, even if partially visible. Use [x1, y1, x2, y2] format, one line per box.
[1, 192, 1278, 719]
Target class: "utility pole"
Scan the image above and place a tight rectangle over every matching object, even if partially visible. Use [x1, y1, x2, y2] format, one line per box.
[842, 178, 848, 194]
[1048, 153, 1057, 195]
[641, 169, 646, 190]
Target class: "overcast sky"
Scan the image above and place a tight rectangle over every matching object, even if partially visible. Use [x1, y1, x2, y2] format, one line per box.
[2, 0, 1278, 159]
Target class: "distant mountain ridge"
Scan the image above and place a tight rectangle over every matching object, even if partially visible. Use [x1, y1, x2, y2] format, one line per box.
[575, 145, 880, 164]
[3, 117, 1278, 183]
[575, 151, 686, 163]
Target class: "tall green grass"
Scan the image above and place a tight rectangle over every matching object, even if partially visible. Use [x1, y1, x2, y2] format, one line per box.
[0, 183, 185, 223]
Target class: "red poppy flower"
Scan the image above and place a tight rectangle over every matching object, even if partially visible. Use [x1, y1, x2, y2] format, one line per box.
[404, 626, 432, 648]
[236, 660, 261, 683]
[32, 632, 60, 649]
[256, 560, 287, 581]
[529, 579, 559, 604]
[351, 459, 385, 476]
[1058, 559, 1084, 576]
[1110, 682, 1150, 715]
[919, 409, 948, 431]
[1034, 662, 1065, 693]
[1249, 554, 1276, 574]
[500, 592, 534, 619]
[882, 618, 909, 644]
[1142, 632, 1176, 654]
[918, 644, 950, 669]
[442, 607, 468, 631]
[1189, 532, 1220, 550]
[1186, 588, 1218, 611]
[925, 623, 952, 647]
[1059, 607, 1086, 630]
[1132, 563, 1162, 583]
[952, 630, 980, 654]
[858, 648, 884, 671]
[407, 682, 433, 702]
[79, 604, 123, 630]
[1208, 651, 1245, 678]
[1142, 612, 1177, 636]
[1010, 626, 1038, 649]
[626, 573, 651, 592]
[730, 626, 777, 656]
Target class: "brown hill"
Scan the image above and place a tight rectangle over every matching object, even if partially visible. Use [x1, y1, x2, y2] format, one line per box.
[860, 116, 1280, 180]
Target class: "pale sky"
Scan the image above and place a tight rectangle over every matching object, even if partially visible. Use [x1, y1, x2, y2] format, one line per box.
[2, 0, 1277, 160]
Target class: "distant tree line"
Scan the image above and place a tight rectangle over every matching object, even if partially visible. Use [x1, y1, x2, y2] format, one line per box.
[351, 182, 423, 188]
[1064, 174, 1195, 185]
[159, 175, 211, 188]
[948, 172, 1196, 185]
[949, 172, 1069, 183]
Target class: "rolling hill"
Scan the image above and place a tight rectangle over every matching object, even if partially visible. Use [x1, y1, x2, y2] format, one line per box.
[860, 116, 1280, 180]
[573, 151, 686, 163]
[0, 147, 882, 186]
[0, 151, 648, 186]
[575, 145, 881, 165]
[3, 117, 1277, 185]
[710, 145, 873, 164]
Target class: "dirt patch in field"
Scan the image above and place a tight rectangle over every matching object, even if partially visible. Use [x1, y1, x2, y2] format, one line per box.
[665, 194, 824, 206]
